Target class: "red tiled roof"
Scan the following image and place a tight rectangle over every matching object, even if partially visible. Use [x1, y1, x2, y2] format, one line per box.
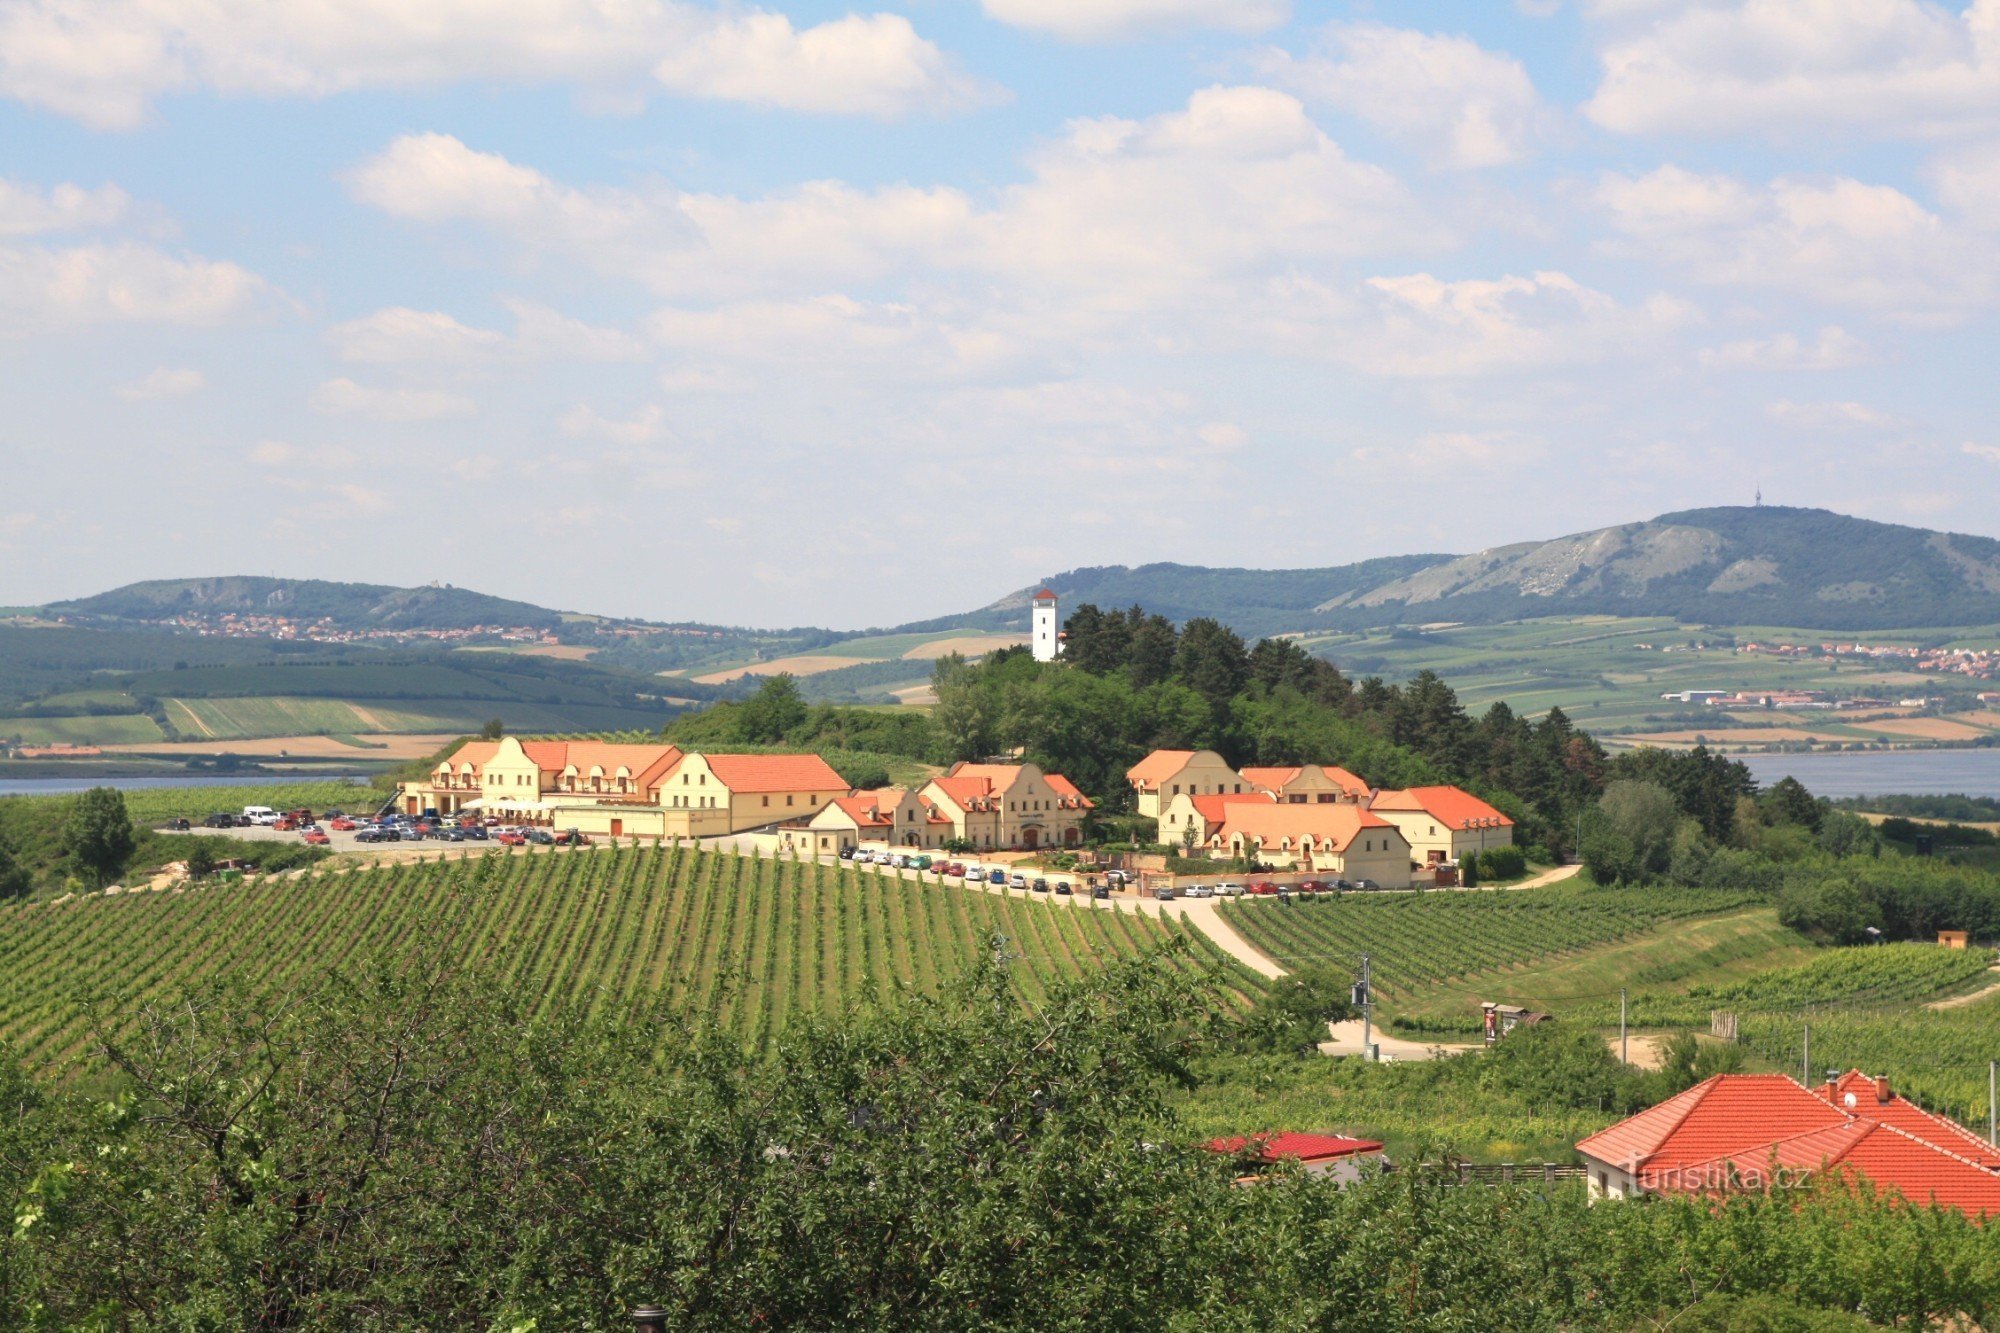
[1580, 1071, 2000, 1219]
[926, 775, 996, 811]
[1371, 785, 1513, 828]
[1239, 766, 1302, 789]
[701, 752, 846, 793]
[1213, 802, 1399, 854]
[1127, 749, 1199, 788]
[1321, 765, 1372, 798]
[1033, 588, 1058, 601]
[1206, 1131, 1385, 1163]
[436, 740, 499, 771]
[1043, 773, 1096, 809]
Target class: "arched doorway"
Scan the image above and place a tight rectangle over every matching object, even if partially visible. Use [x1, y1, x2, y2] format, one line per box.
[1022, 827, 1040, 849]
[1063, 827, 1080, 847]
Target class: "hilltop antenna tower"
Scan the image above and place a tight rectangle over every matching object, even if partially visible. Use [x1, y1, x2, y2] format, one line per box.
[1754, 483, 1763, 507]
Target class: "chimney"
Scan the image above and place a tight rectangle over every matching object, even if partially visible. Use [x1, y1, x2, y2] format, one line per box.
[1823, 1075, 1840, 1102]
[1874, 1075, 1892, 1105]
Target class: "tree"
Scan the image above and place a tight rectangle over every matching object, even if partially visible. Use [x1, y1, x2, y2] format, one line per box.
[1583, 780, 1682, 885]
[1762, 776, 1824, 832]
[59, 787, 135, 888]
[930, 654, 994, 762]
[480, 717, 505, 740]
[1172, 618, 1248, 712]
[182, 839, 218, 882]
[0, 832, 25, 901]
[1236, 966, 1355, 1054]
[736, 674, 809, 743]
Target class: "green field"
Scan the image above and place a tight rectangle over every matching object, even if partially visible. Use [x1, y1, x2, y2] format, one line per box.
[2, 713, 166, 745]
[0, 846, 1258, 1068]
[160, 696, 667, 741]
[1218, 886, 1762, 1014]
[1295, 616, 2000, 745]
[1739, 994, 2000, 1126]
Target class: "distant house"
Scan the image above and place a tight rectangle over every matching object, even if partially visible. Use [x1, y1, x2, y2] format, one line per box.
[1125, 749, 1248, 820]
[1577, 1071, 2000, 1218]
[1158, 790, 1275, 848]
[1370, 786, 1514, 866]
[1207, 803, 1413, 886]
[1205, 1131, 1387, 1184]
[795, 788, 950, 856]
[1240, 764, 1371, 805]
[919, 762, 1093, 850]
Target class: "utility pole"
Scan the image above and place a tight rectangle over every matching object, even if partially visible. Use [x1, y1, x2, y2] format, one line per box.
[1989, 1061, 1996, 1147]
[1802, 1024, 1810, 1086]
[1358, 954, 1373, 1061]
[1620, 988, 1628, 1065]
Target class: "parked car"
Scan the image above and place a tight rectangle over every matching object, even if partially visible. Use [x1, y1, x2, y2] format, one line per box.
[1105, 869, 1130, 885]
[355, 827, 394, 844]
[1054, 881, 1072, 896]
[1353, 878, 1380, 891]
[243, 806, 278, 825]
[1247, 882, 1279, 896]
[1154, 886, 1176, 901]
[1030, 878, 1050, 893]
[1091, 885, 1109, 900]
[959, 864, 980, 880]
[460, 825, 489, 841]
[202, 813, 236, 829]
[273, 817, 299, 832]
[303, 829, 331, 846]
[524, 829, 555, 845]
[328, 817, 358, 831]
[987, 869, 1007, 885]
[321, 809, 345, 821]
[1296, 880, 1325, 893]
[496, 830, 527, 847]
[1214, 882, 1246, 897]
[1008, 874, 1028, 890]
[166, 817, 190, 831]
[911, 855, 932, 870]
[943, 862, 963, 878]
[555, 830, 592, 847]
[1186, 884, 1215, 899]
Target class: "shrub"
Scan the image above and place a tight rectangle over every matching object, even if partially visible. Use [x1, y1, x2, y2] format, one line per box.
[1478, 845, 1526, 880]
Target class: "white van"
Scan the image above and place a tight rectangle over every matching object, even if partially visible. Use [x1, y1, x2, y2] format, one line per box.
[242, 806, 278, 826]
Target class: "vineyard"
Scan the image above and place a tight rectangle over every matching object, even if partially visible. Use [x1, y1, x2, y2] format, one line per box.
[0, 845, 1260, 1067]
[1603, 943, 1999, 1029]
[1739, 996, 2000, 1126]
[112, 780, 384, 825]
[1218, 887, 1762, 1009]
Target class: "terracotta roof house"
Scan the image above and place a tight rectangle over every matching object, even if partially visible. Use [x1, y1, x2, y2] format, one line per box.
[1371, 785, 1514, 865]
[1577, 1071, 2000, 1218]
[797, 787, 955, 855]
[399, 736, 845, 840]
[1125, 748, 1249, 819]
[1241, 764, 1372, 805]
[1206, 1131, 1387, 1184]
[1208, 803, 1413, 886]
[920, 761, 1093, 851]
[1159, 790, 1276, 847]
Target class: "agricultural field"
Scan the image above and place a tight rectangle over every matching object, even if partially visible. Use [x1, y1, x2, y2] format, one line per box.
[2, 713, 167, 745]
[1738, 994, 2000, 1127]
[1217, 886, 1762, 1014]
[0, 846, 1258, 1068]
[1294, 616, 2000, 749]
[108, 780, 382, 825]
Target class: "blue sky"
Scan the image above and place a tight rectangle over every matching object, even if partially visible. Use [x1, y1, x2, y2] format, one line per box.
[4, 0, 1999, 628]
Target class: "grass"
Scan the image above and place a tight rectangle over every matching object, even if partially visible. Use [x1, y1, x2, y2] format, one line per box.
[1390, 906, 1816, 1032]
[2, 714, 166, 745]
[161, 696, 669, 743]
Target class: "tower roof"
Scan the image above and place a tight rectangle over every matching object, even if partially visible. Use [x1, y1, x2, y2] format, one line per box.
[1032, 588, 1057, 602]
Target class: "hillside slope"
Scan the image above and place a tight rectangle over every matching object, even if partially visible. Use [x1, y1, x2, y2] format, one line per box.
[52, 576, 566, 631]
[992, 508, 2000, 635]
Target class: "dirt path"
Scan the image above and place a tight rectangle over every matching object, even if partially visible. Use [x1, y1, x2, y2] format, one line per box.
[1322, 1019, 1474, 1061]
[1604, 1033, 1670, 1071]
[1510, 863, 1582, 890]
[1927, 968, 2000, 1011]
[1114, 897, 1287, 978]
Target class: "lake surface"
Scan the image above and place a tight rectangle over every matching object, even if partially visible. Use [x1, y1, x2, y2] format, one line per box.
[1739, 749, 2000, 798]
[0, 775, 371, 798]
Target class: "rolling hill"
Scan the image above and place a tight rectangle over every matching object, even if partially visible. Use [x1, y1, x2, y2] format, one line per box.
[985, 507, 2000, 636]
[51, 576, 567, 631]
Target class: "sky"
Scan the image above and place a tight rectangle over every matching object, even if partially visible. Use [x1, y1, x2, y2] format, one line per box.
[4, 0, 2000, 629]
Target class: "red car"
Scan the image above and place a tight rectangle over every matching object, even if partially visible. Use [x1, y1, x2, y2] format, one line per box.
[1247, 882, 1279, 896]
[328, 817, 358, 831]
[303, 829, 331, 846]
[496, 830, 527, 847]
[273, 816, 299, 832]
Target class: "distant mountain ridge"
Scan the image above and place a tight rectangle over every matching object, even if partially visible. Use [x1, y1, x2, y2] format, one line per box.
[51, 577, 570, 632]
[986, 508, 2000, 636]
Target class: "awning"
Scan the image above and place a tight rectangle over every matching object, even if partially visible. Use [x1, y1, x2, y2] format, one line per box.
[486, 800, 555, 813]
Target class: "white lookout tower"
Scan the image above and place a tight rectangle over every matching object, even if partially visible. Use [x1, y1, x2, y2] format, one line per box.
[1031, 589, 1063, 662]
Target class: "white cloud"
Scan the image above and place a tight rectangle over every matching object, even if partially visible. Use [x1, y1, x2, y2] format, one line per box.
[1697, 325, 1869, 369]
[1965, 441, 2000, 463]
[1766, 398, 1902, 430]
[0, 179, 128, 237]
[1352, 429, 1546, 470]
[981, 0, 1287, 42]
[0, 0, 989, 129]
[1932, 138, 2000, 222]
[0, 241, 267, 336]
[115, 366, 205, 399]
[307, 376, 475, 422]
[1586, 0, 2000, 139]
[559, 402, 665, 444]
[1259, 268, 1693, 377]
[350, 90, 1436, 307]
[326, 299, 643, 365]
[1257, 22, 1552, 168]
[1594, 165, 1990, 316]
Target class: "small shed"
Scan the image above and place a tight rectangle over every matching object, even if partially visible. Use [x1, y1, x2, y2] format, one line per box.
[1482, 1002, 1553, 1044]
[1940, 930, 1971, 950]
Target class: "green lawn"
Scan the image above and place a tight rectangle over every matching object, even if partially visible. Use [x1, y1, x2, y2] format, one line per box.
[2, 713, 165, 745]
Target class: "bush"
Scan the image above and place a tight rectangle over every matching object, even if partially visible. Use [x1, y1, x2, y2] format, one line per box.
[1478, 845, 1526, 879]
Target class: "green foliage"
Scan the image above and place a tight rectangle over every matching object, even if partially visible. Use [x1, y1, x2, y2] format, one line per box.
[1837, 792, 2000, 823]
[734, 674, 809, 743]
[1583, 779, 1683, 884]
[58, 788, 134, 888]
[1234, 966, 1355, 1054]
[1477, 844, 1526, 879]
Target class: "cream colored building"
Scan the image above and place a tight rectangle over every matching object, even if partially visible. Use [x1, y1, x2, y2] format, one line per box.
[1370, 786, 1515, 866]
[1240, 764, 1371, 805]
[1158, 791, 1275, 848]
[1125, 749, 1252, 820]
[920, 762, 1094, 850]
[401, 736, 847, 839]
[789, 788, 952, 857]
[1208, 803, 1414, 886]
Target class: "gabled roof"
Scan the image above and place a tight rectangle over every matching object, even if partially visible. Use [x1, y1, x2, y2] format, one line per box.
[436, 741, 499, 771]
[1126, 749, 1227, 788]
[1238, 766, 1302, 789]
[827, 793, 898, 828]
[926, 775, 997, 811]
[1212, 802, 1399, 853]
[1205, 1131, 1385, 1164]
[1240, 764, 1374, 799]
[1579, 1071, 2000, 1219]
[1371, 785, 1514, 828]
[700, 752, 846, 793]
[1043, 773, 1096, 809]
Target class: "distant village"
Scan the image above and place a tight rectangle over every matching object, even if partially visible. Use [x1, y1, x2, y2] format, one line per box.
[47, 611, 561, 648]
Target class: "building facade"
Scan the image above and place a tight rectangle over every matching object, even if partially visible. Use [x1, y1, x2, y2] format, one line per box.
[1125, 749, 1252, 820]
[1206, 803, 1414, 885]
[1031, 589, 1063, 662]
[919, 761, 1094, 849]
[1369, 786, 1515, 865]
